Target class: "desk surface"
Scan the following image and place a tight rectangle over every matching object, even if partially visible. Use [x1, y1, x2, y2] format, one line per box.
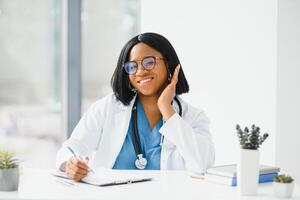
[0, 168, 300, 200]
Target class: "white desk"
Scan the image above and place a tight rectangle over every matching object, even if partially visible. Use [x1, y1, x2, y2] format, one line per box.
[0, 168, 300, 200]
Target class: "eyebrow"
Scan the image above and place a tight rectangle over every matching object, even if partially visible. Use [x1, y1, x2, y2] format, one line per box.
[129, 55, 159, 62]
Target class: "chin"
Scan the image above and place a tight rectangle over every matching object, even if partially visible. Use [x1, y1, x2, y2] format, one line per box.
[137, 89, 159, 97]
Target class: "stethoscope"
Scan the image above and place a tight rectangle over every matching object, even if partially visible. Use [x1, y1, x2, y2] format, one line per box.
[132, 96, 182, 169]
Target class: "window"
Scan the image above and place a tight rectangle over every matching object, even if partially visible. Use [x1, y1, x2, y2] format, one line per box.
[81, 0, 140, 111]
[0, 0, 139, 167]
[0, 0, 140, 168]
[0, 0, 62, 167]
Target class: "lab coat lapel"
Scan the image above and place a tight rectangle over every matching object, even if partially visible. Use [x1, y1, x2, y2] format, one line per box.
[108, 101, 133, 168]
[94, 95, 136, 168]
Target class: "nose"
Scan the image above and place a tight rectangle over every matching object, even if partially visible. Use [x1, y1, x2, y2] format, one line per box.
[135, 63, 147, 75]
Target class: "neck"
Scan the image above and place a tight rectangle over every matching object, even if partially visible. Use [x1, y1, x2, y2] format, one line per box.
[137, 94, 162, 129]
[138, 94, 159, 107]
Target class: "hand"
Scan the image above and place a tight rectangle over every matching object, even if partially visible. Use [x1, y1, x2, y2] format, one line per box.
[157, 64, 180, 121]
[65, 156, 89, 181]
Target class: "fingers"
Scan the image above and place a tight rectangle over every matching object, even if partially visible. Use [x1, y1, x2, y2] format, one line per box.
[66, 157, 89, 181]
[66, 163, 88, 181]
[68, 161, 88, 175]
[66, 169, 86, 181]
[170, 64, 180, 86]
[70, 156, 89, 170]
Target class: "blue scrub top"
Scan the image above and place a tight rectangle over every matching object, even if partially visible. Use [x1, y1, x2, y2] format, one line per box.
[113, 100, 163, 170]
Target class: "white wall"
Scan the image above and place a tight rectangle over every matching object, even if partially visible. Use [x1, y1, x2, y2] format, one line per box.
[277, 0, 300, 184]
[141, 0, 277, 165]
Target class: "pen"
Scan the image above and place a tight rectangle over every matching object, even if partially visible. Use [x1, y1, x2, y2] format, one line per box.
[67, 146, 95, 173]
[100, 178, 152, 187]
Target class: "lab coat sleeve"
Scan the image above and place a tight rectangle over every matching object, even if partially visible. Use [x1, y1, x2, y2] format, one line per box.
[55, 100, 105, 170]
[159, 109, 215, 173]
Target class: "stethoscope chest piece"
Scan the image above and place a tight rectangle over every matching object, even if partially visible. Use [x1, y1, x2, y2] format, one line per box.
[132, 96, 182, 170]
[135, 154, 147, 169]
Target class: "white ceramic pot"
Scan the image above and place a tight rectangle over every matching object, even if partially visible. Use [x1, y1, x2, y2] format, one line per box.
[273, 182, 294, 198]
[237, 149, 259, 195]
[0, 168, 19, 191]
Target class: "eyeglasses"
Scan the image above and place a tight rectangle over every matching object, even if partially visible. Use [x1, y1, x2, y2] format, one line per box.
[123, 56, 165, 75]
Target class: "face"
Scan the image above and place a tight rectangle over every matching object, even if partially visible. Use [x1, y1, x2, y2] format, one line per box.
[128, 42, 168, 97]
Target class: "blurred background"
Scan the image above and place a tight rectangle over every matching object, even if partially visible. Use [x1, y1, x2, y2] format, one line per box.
[0, 0, 139, 167]
[0, 0, 299, 184]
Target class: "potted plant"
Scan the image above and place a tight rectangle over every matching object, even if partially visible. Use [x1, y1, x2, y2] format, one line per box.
[236, 124, 269, 195]
[0, 150, 20, 191]
[273, 174, 294, 198]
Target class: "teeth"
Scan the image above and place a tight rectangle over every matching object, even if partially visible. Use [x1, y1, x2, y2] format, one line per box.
[139, 78, 152, 84]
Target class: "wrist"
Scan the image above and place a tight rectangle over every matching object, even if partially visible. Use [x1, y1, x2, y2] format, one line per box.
[159, 104, 176, 121]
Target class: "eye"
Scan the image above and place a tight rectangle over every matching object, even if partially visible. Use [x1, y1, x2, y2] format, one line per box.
[124, 62, 137, 74]
[142, 57, 155, 68]
[129, 63, 136, 70]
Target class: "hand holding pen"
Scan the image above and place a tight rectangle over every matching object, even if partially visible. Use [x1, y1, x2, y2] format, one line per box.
[65, 146, 94, 181]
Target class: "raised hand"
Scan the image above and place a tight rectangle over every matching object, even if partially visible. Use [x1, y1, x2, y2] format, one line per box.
[157, 64, 180, 121]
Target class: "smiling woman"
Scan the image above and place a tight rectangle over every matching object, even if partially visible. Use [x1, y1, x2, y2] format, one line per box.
[56, 32, 215, 181]
[128, 43, 168, 99]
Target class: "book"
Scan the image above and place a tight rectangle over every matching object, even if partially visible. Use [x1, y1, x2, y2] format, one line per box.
[206, 164, 280, 177]
[205, 172, 278, 186]
[204, 164, 280, 186]
[50, 169, 152, 186]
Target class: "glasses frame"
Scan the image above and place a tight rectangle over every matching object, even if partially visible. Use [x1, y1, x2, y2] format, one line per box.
[123, 56, 165, 75]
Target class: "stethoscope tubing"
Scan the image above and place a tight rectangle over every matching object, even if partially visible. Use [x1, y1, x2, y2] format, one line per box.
[132, 96, 182, 169]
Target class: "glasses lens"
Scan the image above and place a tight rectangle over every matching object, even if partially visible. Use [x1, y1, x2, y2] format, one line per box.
[142, 57, 156, 70]
[124, 62, 137, 74]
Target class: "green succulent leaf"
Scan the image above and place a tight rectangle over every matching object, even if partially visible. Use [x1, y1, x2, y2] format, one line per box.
[236, 124, 269, 150]
[274, 174, 294, 183]
[0, 150, 20, 169]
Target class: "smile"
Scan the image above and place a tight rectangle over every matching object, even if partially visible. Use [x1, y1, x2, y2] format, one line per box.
[137, 77, 154, 85]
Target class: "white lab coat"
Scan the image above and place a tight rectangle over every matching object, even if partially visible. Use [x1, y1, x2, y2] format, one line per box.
[56, 93, 215, 173]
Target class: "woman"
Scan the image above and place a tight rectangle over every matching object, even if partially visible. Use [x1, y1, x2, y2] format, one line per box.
[56, 32, 215, 181]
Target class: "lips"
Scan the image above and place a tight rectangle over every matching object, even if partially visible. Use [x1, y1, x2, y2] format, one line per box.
[137, 77, 154, 85]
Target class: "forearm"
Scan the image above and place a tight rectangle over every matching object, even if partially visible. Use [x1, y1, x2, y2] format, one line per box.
[158, 104, 176, 121]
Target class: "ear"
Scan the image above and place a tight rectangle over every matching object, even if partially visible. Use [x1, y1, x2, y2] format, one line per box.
[168, 73, 172, 83]
[164, 62, 172, 83]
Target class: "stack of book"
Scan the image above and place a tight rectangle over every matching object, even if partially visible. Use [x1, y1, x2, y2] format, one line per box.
[204, 164, 280, 186]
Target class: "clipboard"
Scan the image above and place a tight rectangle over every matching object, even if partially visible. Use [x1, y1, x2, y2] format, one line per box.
[90, 177, 152, 187]
[50, 169, 153, 187]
